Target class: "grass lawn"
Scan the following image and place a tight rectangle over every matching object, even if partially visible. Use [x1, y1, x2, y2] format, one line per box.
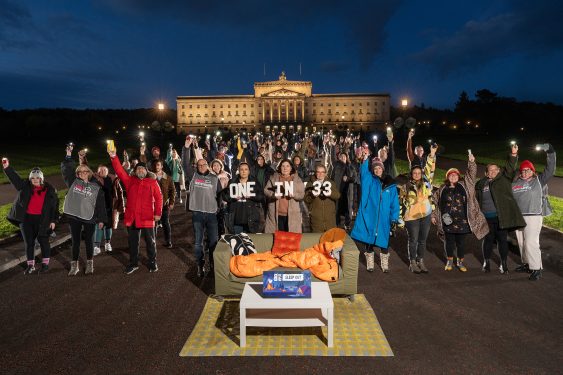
[0, 144, 114, 184]
[435, 135, 563, 177]
[0, 190, 67, 239]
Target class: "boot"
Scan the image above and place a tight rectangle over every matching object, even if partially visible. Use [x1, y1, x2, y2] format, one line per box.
[409, 260, 421, 274]
[417, 258, 429, 273]
[85, 260, 94, 275]
[365, 252, 375, 272]
[68, 261, 79, 276]
[500, 259, 509, 275]
[445, 257, 454, 271]
[528, 269, 542, 281]
[380, 253, 390, 273]
[515, 263, 530, 273]
[482, 259, 491, 272]
[457, 258, 467, 272]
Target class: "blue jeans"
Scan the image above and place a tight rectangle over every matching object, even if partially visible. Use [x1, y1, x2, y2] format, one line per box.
[192, 211, 219, 267]
[94, 225, 112, 245]
[404, 215, 431, 261]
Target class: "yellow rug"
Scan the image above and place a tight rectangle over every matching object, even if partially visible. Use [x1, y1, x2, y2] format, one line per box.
[179, 294, 393, 356]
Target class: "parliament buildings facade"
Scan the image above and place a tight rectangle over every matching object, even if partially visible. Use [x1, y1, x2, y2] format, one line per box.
[176, 72, 390, 134]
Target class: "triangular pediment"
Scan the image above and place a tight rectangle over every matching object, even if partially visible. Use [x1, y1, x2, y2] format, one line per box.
[263, 88, 304, 97]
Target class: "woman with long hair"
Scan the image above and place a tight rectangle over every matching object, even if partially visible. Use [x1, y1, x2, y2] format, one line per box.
[399, 144, 437, 274]
[264, 159, 305, 233]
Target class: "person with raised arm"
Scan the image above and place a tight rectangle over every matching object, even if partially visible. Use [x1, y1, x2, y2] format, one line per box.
[108, 143, 163, 274]
[2, 158, 58, 274]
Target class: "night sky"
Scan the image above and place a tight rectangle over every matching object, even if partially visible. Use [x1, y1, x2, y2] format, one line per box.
[1, 0, 562, 110]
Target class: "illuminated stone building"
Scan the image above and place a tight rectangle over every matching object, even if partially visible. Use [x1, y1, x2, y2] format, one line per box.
[176, 72, 390, 134]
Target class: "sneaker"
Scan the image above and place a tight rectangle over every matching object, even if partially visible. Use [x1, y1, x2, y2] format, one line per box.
[417, 259, 429, 273]
[365, 252, 375, 272]
[85, 260, 94, 275]
[457, 259, 467, 272]
[124, 265, 139, 275]
[148, 262, 159, 273]
[409, 260, 421, 274]
[179, 198, 183, 204]
[482, 259, 491, 272]
[445, 258, 454, 271]
[164, 242, 173, 249]
[515, 263, 530, 273]
[93, 247, 101, 256]
[500, 259, 509, 275]
[68, 261, 79, 276]
[38, 264, 49, 273]
[528, 269, 542, 281]
[104, 243, 113, 253]
[24, 265, 36, 275]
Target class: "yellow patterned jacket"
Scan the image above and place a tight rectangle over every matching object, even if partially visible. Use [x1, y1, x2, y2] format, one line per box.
[399, 155, 436, 222]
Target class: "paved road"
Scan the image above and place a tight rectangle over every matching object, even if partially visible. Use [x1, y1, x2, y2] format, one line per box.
[1, 206, 562, 374]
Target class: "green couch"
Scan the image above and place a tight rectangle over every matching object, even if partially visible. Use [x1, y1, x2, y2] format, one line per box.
[213, 233, 360, 297]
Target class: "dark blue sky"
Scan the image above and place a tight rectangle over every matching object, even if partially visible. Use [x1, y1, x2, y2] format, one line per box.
[1, 0, 562, 110]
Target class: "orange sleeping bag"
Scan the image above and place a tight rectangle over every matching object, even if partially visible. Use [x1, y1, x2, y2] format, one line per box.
[229, 240, 342, 282]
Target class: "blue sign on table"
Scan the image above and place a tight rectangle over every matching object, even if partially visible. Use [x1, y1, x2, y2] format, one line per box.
[262, 270, 312, 298]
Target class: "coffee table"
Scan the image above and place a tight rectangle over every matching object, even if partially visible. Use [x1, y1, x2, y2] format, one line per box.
[239, 281, 334, 347]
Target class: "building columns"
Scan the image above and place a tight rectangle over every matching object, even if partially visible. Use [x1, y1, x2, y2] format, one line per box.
[269, 100, 273, 122]
[278, 99, 281, 122]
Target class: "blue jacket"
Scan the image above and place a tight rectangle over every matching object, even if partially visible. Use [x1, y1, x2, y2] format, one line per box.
[351, 159, 400, 249]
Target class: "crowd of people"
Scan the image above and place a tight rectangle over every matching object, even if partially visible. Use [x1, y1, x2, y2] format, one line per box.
[2, 127, 556, 281]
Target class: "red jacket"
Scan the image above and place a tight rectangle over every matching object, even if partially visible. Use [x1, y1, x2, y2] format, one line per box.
[111, 156, 163, 228]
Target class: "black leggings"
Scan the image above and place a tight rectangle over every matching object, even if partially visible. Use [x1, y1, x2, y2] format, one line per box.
[278, 215, 289, 231]
[365, 244, 389, 254]
[69, 218, 96, 261]
[20, 214, 50, 261]
[482, 217, 509, 260]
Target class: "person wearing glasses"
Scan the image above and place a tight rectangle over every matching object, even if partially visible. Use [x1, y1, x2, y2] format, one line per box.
[2, 159, 58, 274]
[475, 144, 526, 275]
[61, 145, 107, 276]
[189, 158, 223, 277]
[304, 164, 340, 233]
[511, 144, 556, 280]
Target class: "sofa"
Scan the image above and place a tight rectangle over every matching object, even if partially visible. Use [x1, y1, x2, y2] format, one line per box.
[213, 233, 360, 297]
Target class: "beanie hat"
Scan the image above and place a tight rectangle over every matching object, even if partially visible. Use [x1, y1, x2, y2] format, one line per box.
[151, 146, 160, 154]
[135, 162, 147, 171]
[519, 160, 535, 173]
[446, 168, 460, 179]
[372, 157, 385, 171]
[29, 167, 44, 181]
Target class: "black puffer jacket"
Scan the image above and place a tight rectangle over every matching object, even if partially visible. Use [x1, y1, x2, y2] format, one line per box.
[4, 167, 59, 236]
[222, 176, 264, 233]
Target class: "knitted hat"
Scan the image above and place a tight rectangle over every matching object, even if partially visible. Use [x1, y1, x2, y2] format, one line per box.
[135, 162, 147, 171]
[520, 160, 535, 173]
[372, 157, 385, 171]
[446, 168, 460, 179]
[29, 167, 44, 181]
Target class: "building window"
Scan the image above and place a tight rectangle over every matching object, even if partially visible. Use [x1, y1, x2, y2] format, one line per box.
[328, 103, 331, 107]
[236, 111, 239, 116]
[313, 103, 316, 107]
[328, 109, 332, 114]
[351, 103, 354, 107]
[336, 103, 339, 106]
[243, 104, 246, 108]
[197, 105, 200, 109]
[320, 103, 324, 107]
[243, 111, 246, 115]
[228, 104, 231, 108]
[212, 104, 215, 108]
[189, 105, 192, 109]
[213, 111, 216, 116]
[313, 110, 316, 114]
[220, 105, 223, 108]
[181, 111, 185, 116]
[228, 111, 231, 116]
[181, 104, 185, 109]
[220, 111, 224, 116]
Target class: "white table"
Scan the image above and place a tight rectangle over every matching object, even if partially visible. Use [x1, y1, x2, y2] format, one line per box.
[239, 282, 334, 347]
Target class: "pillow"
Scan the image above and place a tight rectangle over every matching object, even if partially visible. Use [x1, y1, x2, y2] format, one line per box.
[272, 230, 302, 256]
[221, 233, 257, 256]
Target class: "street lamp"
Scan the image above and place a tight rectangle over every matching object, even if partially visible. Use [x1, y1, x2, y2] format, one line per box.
[401, 99, 408, 108]
[158, 102, 165, 111]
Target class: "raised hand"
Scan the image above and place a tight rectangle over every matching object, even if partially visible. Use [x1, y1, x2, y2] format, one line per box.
[430, 144, 438, 156]
[66, 144, 74, 156]
[408, 129, 415, 139]
[1, 157, 9, 169]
